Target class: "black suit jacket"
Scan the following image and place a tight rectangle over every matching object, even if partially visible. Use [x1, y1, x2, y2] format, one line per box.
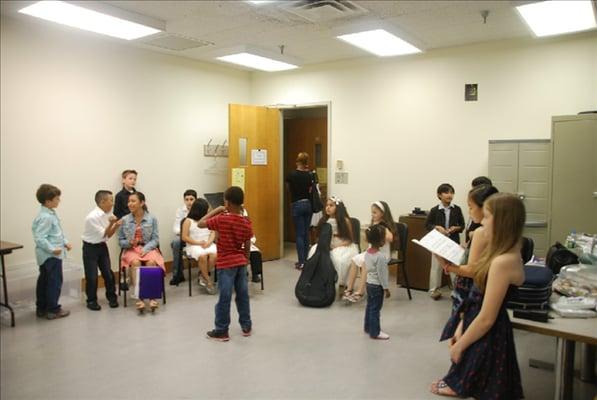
[425, 204, 465, 244]
[114, 188, 135, 219]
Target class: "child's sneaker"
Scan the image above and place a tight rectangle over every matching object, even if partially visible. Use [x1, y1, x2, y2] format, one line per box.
[241, 327, 252, 337]
[206, 330, 229, 342]
[371, 331, 390, 340]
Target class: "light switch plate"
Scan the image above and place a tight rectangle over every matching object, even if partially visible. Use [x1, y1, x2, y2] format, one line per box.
[335, 172, 348, 184]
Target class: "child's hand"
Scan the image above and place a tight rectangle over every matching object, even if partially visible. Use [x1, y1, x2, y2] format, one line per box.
[384, 289, 391, 298]
[215, 206, 227, 214]
[109, 215, 118, 224]
[52, 248, 62, 255]
[115, 219, 123, 228]
[65, 243, 73, 251]
[449, 342, 463, 364]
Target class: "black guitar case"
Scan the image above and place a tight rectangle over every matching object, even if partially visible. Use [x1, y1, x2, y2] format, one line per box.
[295, 223, 337, 307]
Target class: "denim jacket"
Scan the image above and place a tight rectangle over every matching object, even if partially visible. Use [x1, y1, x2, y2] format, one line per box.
[118, 212, 159, 253]
[32, 206, 69, 265]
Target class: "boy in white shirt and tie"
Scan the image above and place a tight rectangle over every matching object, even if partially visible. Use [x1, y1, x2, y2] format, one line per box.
[82, 190, 122, 311]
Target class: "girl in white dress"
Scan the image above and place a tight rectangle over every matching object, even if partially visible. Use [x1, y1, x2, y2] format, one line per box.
[311, 197, 359, 289]
[343, 201, 396, 303]
[181, 199, 217, 294]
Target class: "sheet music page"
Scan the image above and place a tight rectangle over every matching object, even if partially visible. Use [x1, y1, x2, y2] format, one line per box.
[412, 229, 465, 265]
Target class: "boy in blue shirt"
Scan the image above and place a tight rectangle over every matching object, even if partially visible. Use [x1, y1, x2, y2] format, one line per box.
[32, 184, 72, 319]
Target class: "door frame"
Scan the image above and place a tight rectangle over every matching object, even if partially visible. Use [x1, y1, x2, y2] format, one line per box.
[273, 101, 332, 257]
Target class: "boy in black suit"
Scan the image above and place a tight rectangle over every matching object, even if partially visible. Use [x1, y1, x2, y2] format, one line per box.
[425, 183, 465, 300]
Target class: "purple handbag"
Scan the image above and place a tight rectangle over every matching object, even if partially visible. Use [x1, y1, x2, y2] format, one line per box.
[137, 267, 164, 299]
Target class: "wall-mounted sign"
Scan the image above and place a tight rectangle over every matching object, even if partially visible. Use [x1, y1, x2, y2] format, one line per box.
[251, 149, 267, 165]
[465, 84, 478, 101]
[231, 168, 245, 191]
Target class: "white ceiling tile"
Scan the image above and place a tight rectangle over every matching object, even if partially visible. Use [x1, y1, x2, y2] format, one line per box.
[4, 0, 590, 69]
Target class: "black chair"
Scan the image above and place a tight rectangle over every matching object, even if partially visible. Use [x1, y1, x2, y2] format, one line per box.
[521, 236, 534, 264]
[118, 247, 167, 308]
[388, 222, 412, 300]
[349, 217, 361, 252]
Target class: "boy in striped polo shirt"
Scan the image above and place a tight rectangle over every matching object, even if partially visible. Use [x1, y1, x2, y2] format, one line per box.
[199, 186, 253, 341]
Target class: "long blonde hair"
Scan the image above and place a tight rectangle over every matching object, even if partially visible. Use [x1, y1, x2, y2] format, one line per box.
[473, 193, 525, 292]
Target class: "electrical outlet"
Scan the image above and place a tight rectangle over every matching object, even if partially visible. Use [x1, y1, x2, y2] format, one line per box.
[335, 172, 348, 184]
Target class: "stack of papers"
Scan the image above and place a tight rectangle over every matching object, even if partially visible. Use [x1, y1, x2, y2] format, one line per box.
[412, 229, 465, 265]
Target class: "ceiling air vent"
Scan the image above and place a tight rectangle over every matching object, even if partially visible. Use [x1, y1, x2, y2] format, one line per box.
[138, 33, 213, 51]
[282, 0, 368, 23]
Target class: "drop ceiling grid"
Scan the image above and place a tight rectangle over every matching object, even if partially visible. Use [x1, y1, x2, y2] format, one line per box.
[3, 0, 593, 68]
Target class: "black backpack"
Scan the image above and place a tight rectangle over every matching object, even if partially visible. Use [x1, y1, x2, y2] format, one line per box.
[295, 223, 337, 307]
[546, 242, 579, 274]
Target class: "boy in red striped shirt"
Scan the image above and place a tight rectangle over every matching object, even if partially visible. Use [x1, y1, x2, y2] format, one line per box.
[199, 186, 253, 341]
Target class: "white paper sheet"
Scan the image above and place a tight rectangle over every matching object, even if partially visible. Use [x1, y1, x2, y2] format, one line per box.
[412, 229, 465, 265]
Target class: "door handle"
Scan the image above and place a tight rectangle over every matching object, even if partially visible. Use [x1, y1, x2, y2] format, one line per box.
[593, 192, 597, 198]
[517, 193, 526, 200]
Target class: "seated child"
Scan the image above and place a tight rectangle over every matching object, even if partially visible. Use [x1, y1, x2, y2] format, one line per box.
[181, 198, 217, 294]
[311, 196, 359, 291]
[170, 189, 197, 285]
[242, 207, 263, 283]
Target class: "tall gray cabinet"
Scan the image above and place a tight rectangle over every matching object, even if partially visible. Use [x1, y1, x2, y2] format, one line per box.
[488, 140, 551, 257]
[550, 114, 597, 245]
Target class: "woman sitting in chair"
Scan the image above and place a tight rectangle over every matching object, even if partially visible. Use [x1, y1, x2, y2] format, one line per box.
[118, 192, 164, 311]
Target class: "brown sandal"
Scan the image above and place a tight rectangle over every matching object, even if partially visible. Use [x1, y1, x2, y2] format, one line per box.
[135, 301, 145, 312]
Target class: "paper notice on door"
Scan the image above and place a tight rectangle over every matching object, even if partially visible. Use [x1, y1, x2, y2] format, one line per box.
[231, 168, 245, 191]
[316, 168, 327, 184]
[412, 229, 465, 265]
[251, 149, 267, 165]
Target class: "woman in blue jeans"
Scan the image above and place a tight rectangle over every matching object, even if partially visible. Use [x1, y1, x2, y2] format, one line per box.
[285, 152, 314, 269]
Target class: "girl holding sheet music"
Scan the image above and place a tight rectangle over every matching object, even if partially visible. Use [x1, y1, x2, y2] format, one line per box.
[430, 193, 525, 399]
[437, 184, 498, 316]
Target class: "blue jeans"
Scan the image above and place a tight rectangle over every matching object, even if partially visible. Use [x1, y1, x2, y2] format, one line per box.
[36, 257, 63, 313]
[214, 266, 251, 333]
[291, 200, 312, 265]
[170, 237, 182, 278]
[364, 283, 384, 338]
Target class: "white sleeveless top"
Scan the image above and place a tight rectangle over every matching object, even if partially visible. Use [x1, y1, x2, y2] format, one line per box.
[188, 219, 211, 242]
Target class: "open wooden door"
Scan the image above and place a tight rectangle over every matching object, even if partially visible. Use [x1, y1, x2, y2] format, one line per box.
[229, 104, 281, 261]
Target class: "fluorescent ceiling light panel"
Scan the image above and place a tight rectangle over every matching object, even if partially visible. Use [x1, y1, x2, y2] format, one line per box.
[516, 0, 596, 37]
[337, 29, 421, 56]
[217, 53, 298, 71]
[18, 1, 161, 40]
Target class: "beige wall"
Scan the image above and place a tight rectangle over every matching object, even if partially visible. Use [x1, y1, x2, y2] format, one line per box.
[2, 13, 596, 267]
[251, 33, 597, 224]
[0, 16, 250, 265]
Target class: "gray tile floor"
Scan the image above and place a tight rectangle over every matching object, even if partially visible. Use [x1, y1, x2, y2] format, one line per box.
[1, 247, 595, 400]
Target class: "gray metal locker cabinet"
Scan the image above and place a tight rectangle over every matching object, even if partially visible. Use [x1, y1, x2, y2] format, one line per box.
[550, 114, 597, 246]
[488, 140, 551, 257]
